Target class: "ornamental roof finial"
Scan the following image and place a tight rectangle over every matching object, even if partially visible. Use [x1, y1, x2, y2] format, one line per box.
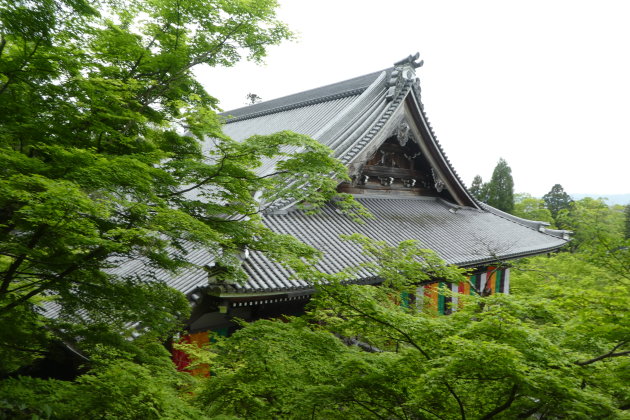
[394, 52, 424, 69]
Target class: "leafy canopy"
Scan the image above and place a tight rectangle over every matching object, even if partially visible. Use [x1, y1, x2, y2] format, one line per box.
[195, 235, 629, 419]
[624, 202, 630, 239]
[0, 0, 362, 373]
[513, 193, 554, 225]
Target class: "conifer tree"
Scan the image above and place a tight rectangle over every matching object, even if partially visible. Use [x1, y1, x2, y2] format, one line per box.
[486, 158, 514, 213]
[543, 184, 573, 218]
[469, 175, 488, 202]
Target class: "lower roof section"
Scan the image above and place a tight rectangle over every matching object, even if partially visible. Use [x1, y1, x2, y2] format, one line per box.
[88, 195, 569, 302]
[230, 195, 569, 294]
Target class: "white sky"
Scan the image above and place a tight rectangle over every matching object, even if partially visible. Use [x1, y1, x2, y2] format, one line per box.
[195, 0, 630, 197]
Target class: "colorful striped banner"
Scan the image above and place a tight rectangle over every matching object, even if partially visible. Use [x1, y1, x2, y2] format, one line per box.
[411, 268, 512, 315]
[423, 283, 439, 313]
[495, 269, 503, 293]
[437, 282, 446, 315]
[487, 266, 496, 295]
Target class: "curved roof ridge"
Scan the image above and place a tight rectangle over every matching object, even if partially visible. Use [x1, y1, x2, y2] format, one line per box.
[339, 77, 414, 164]
[264, 70, 411, 213]
[479, 202, 572, 239]
[329, 84, 390, 156]
[480, 202, 547, 228]
[314, 70, 388, 147]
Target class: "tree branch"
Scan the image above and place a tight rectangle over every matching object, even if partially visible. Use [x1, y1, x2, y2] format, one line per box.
[443, 381, 466, 420]
[0, 34, 6, 60]
[159, 152, 229, 198]
[0, 247, 107, 314]
[479, 384, 518, 419]
[321, 287, 468, 419]
[189, 22, 246, 68]
[125, 21, 170, 80]
[0, 225, 48, 295]
[6, 278, 50, 294]
[322, 288, 432, 360]
[350, 399, 389, 419]
[0, 283, 52, 314]
[0, 37, 42, 96]
[137, 22, 247, 107]
[575, 342, 629, 366]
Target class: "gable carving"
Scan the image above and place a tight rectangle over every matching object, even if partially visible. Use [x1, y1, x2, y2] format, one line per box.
[339, 131, 455, 202]
[396, 121, 411, 147]
[432, 168, 446, 193]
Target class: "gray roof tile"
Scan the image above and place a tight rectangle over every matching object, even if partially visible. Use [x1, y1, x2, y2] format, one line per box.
[226, 195, 568, 293]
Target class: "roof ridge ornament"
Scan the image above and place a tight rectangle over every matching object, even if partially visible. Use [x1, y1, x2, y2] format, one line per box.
[386, 53, 423, 102]
[394, 52, 424, 69]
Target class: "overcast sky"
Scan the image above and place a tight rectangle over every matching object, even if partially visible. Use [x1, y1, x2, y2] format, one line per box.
[195, 0, 630, 198]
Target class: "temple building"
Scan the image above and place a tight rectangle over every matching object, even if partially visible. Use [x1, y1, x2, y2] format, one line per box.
[114, 54, 570, 347]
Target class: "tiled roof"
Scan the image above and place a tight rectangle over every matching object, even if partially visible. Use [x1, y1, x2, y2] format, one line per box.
[106, 243, 214, 296]
[94, 195, 568, 299]
[218, 56, 478, 211]
[226, 195, 568, 293]
[41, 242, 214, 319]
[219, 70, 393, 182]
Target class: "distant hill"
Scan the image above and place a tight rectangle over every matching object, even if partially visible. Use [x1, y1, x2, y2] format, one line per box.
[569, 193, 630, 206]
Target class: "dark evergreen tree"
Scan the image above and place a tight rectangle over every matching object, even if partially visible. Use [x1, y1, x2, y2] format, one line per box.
[469, 175, 489, 202]
[543, 184, 573, 218]
[486, 158, 514, 213]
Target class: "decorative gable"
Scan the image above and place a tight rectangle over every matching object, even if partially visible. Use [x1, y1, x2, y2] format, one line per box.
[338, 124, 458, 204]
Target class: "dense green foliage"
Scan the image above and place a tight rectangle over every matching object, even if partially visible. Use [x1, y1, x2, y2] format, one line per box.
[0, 0, 364, 377]
[0, 5, 374, 420]
[0, 359, 204, 419]
[3, 205, 628, 418]
[513, 193, 554, 225]
[190, 193, 630, 419]
[556, 197, 626, 252]
[196, 232, 629, 419]
[0, 0, 365, 416]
